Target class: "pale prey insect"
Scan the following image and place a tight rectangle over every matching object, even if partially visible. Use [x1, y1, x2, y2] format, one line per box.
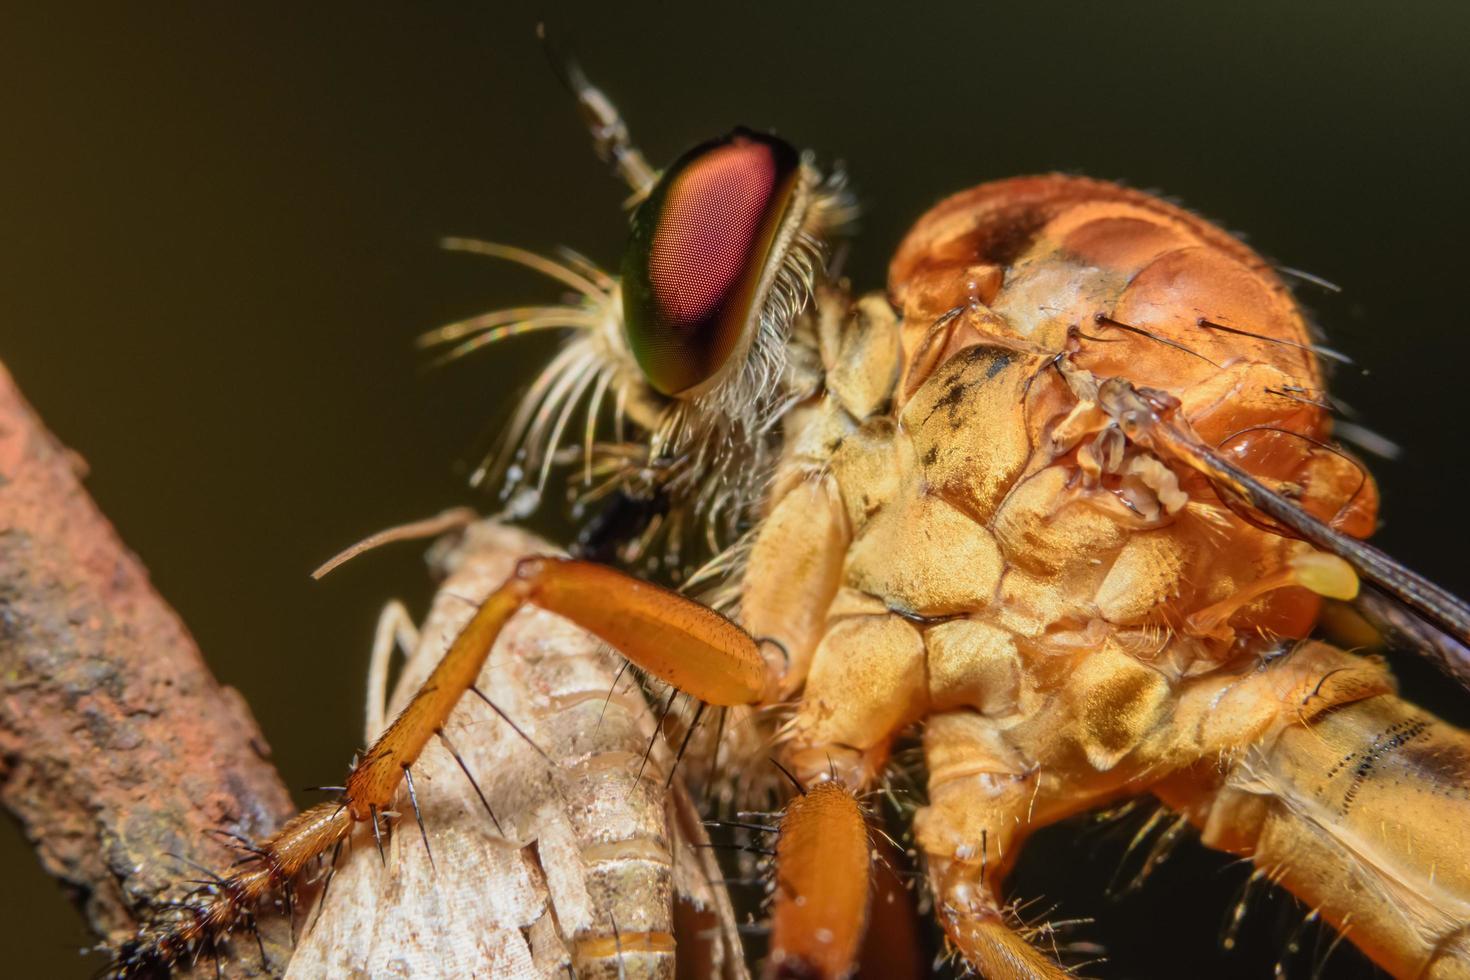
[112, 58, 1470, 980]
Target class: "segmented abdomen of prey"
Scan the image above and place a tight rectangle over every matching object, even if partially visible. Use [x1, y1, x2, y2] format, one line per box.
[746, 175, 1380, 780]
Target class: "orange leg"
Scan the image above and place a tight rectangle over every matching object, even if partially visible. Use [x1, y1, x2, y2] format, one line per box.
[345, 555, 768, 819]
[928, 857, 1073, 980]
[916, 713, 1074, 979]
[766, 782, 872, 980]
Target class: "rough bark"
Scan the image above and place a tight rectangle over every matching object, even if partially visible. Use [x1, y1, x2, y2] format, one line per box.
[0, 359, 295, 976]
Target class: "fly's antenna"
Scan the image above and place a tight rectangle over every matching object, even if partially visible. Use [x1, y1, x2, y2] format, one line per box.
[537, 23, 656, 198]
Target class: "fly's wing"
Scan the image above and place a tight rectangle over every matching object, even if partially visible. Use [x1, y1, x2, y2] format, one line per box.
[1100, 377, 1470, 690]
[288, 521, 747, 980]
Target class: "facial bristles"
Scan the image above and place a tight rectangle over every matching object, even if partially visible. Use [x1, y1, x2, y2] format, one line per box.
[418, 304, 598, 348]
[429, 238, 635, 507]
[417, 306, 603, 367]
[439, 238, 609, 298]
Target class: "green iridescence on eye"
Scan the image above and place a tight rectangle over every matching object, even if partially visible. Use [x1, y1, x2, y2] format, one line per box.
[622, 128, 800, 396]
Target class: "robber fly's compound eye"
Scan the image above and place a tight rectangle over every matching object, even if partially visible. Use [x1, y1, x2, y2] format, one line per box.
[621, 128, 802, 397]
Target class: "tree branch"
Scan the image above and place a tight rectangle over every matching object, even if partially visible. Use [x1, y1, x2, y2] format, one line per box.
[0, 359, 295, 976]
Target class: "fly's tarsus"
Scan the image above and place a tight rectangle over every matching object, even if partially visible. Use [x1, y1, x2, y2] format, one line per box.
[110, 801, 353, 978]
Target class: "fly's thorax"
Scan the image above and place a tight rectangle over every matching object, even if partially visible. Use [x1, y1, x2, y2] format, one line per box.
[888, 174, 1379, 539]
[753, 326, 1328, 686]
[742, 178, 1383, 782]
[761, 354, 1362, 783]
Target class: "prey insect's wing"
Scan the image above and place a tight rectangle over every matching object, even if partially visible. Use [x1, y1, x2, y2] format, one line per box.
[1099, 377, 1470, 690]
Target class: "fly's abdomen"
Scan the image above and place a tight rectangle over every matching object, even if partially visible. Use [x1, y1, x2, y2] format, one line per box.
[1176, 690, 1470, 978]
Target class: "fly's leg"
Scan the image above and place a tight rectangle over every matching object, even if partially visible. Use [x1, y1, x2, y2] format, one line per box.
[111, 801, 355, 975]
[928, 859, 1074, 980]
[344, 555, 768, 821]
[365, 599, 419, 741]
[763, 608, 932, 977]
[1155, 680, 1470, 978]
[915, 711, 1075, 980]
[765, 782, 872, 980]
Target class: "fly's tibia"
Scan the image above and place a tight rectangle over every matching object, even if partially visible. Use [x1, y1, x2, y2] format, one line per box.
[766, 781, 873, 980]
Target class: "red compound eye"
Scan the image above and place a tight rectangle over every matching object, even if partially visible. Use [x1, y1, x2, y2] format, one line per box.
[622, 129, 800, 396]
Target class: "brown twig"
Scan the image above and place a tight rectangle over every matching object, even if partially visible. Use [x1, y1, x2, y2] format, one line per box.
[0, 359, 295, 976]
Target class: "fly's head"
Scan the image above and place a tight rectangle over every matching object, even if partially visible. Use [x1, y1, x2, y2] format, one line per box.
[429, 68, 853, 559]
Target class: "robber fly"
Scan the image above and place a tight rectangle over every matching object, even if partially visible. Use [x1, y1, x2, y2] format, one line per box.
[113, 53, 1470, 980]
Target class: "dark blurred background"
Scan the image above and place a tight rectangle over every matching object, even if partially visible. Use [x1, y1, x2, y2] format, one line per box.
[2, 3, 1468, 977]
